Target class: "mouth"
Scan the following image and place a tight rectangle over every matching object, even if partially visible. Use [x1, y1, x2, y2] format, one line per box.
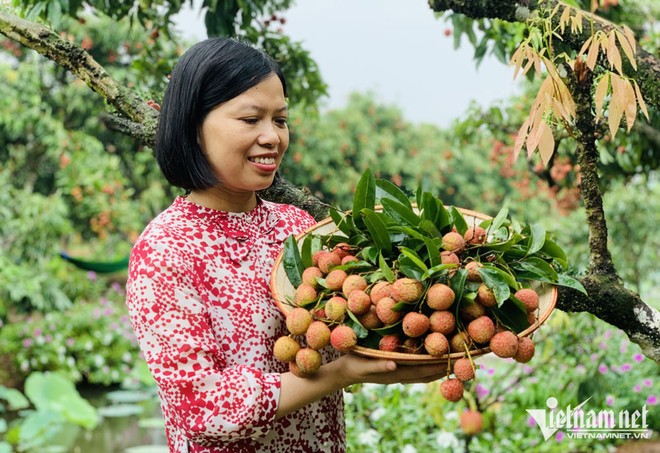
[248, 156, 277, 165]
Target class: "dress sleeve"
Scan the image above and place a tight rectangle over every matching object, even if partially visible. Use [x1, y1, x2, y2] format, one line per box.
[126, 239, 280, 445]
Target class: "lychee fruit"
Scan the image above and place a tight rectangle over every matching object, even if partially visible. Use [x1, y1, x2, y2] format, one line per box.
[305, 321, 331, 350]
[459, 301, 487, 322]
[402, 312, 430, 338]
[515, 288, 539, 312]
[342, 274, 368, 297]
[285, 307, 313, 335]
[426, 283, 455, 310]
[460, 410, 484, 435]
[450, 331, 472, 353]
[317, 251, 341, 274]
[400, 337, 422, 354]
[452, 357, 475, 382]
[429, 310, 456, 335]
[289, 360, 313, 378]
[333, 242, 353, 259]
[357, 305, 384, 330]
[347, 290, 371, 316]
[341, 255, 358, 265]
[464, 226, 487, 245]
[442, 231, 466, 254]
[440, 251, 460, 266]
[527, 311, 537, 326]
[312, 250, 325, 267]
[489, 331, 519, 358]
[295, 347, 322, 375]
[467, 316, 496, 344]
[294, 283, 317, 306]
[369, 281, 391, 304]
[513, 337, 535, 363]
[378, 334, 401, 352]
[390, 278, 424, 303]
[330, 325, 357, 352]
[465, 261, 483, 282]
[324, 296, 348, 322]
[375, 297, 403, 325]
[273, 336, 301, 362]
[301, 266, 323, 288]
[440, 378, 464, 402]
[424, 332, 449, 357]
[325, 269, 347, 291]
[476, 284, 497, 307]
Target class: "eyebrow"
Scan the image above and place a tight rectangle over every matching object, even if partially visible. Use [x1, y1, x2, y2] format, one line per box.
[239, 105, 288, 114]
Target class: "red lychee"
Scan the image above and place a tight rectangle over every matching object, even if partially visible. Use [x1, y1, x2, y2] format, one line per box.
[424, 332, 449, 357]
[295, 347, 322, 375]
[460, 410, 484, 435]
[369, 281, 391, 304]
[426, 283, 455, 310]
[301, 266, 323, 288]
[273, 336, 301, 362]
[513, 337, 535, 363]
[442, 231, 466, 254]
[305, 321, 331, 350]
[317, 251, 341, 274]
[324, 296, 348, 322]
[440, 378, 464, 402]
[464, 226, 487, 245]
[467, 316, 496, 344]
[459, 301, 487, 322]
[390, 278, 424, 303]
[400, 337, 422, 354]
[378, 334, 401, 352]
[429, 310, 456, 335]
[286, 307, 313, 335]
[294, 283, 317, 306]
[289, 360, 313, 378]
[450, 331, 472, 353]
[489, 331, 519, 358]
[402, 312, 430, 338]
[515, 288, 539, 312]
[476, 283, 497, 307]
[325, 269, 348, 291]
[341, 255, 358, 265]
[440, 251, 460, 266]
[465, 261, 483, 282]
[330, 325, 357, 352]
[452, 357, 475, 382]
[347, 290, 371, 315]
[333, 242, 353, 259]
[375, 296, 403, 325]
[342, 274, 368, 297]
[357, 305, 384, 330]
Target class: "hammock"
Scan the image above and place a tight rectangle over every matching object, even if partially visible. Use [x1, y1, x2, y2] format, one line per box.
[59, 252, 129, 273]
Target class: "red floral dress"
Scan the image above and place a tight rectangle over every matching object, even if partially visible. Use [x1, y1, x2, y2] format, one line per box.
[126, 196, 345, 452]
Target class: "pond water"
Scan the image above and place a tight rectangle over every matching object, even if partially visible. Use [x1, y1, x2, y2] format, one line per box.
[70, 386, 168, 453]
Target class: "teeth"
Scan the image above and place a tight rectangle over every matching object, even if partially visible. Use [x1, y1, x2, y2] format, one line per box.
[251, 157, 275, 165]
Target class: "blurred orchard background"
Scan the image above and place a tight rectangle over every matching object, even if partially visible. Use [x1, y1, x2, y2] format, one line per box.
[0, 0, 659, 452]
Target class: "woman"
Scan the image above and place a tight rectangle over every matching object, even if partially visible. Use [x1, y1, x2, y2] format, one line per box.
[126, 37, 447, 453]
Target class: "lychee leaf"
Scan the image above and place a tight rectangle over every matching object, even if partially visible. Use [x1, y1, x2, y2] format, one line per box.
[398, 247, 429, 273]
[329, 207, 354, 237]
[345, 312, 369, 338]
[360, 246, 379, 265]
[418, 220, 442, 238]
[398, 257, 424, 280]
[449, 269, 468, 303]
[353, 169, 376, 229]
[421, 192, 451, 232]
[487, 207, 510, 233]
[525, 224, 547, 256]
[283, 235, 303, 288]
[478, 267, 514, 305]
[300, 235, 317, 269]
[539, 238, 568, 269]
[381, 198, 420, 227]
[378, 253, 396, 283]
[450, 207, 468, 235]
[376, 179, 412, 209]
[515, 257, 558, 283]
[424, 237, 441, 268]
[421, 263, 458, 281]
[361, 209, 392, 252]
[490, 300, 529, 333]
[557, 274, 588, 295]
[372, 321, 403, 335]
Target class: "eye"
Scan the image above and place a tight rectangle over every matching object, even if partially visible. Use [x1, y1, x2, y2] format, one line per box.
[241, 117, 259, 125]
[275, 117, 288, 127]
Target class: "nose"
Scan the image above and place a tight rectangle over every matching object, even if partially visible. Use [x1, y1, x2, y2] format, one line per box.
[257, 122, 282, 148]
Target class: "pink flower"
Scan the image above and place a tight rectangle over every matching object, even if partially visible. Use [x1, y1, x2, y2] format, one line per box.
[66, 338, 75, 347]
[590, 354, 598, 362]
[643, 379, 652, 387]
[87, 271, 97, 281]
[620, 363, 632, 372]
[556, 431, 564, 442]
[33, 328, 42, 337]
[527, 415, 537, 427]
[633, 385, 642, 393]
[606, 396, 615, 406]
[598, 364, 608, 374]
[604, 330, 613, 339]
[633, 353, 644, 362]
[476, 384, 489, 399]
[647, 395, 658, 406]
[22, 338, 33, 348]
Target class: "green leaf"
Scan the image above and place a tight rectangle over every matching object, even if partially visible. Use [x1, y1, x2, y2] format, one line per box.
[424, 237, 441, 268]
[421, 263, 459, 281]
[361, 209, 392, 252]
[381, 198, 420, 227]
[376, 179, 412, 208]
[398, 257, 424, 280]
[372, 320, 403, 336]
[450, 207, 468, 235]
[379, 253, 396, 283]
[526, 224, 547, 256]
[329, 208, 354, 236]
[489, 207, 509, 232]
[540, 238, 569, 269]
[300, 235, 315, 269]
[421, 193, 451, 231]
[0, 387, 29, 411]
[490, 300, 530, 333]
[353, 169, 376, 228]
[283, 235, 304, 288]
[515, 257, 558, 283]
[449, 269, 468, 304]
[361, 246, 379, 264]
[478, 267, 515, 305]
[558, 274, 588, 295]
[346, 312, 369, 338]
[418, 219, 442, 238]
[398, 247, 429, 273]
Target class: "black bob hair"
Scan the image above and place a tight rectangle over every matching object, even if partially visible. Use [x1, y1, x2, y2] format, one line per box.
[155, 37, 287, 191]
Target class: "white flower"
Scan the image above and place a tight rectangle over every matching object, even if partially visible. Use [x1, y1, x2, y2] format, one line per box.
[343, 391, 354, 405]
[94, 355, 105, 367]
[369, 407, 387, 422]
[358, 429, 380, 447]
[435, 431, 460, 449]
[408, 383, 428, 394]
[401, 445, 417, 453]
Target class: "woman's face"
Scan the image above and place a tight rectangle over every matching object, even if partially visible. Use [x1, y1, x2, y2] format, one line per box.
[198, 74, 289, 198]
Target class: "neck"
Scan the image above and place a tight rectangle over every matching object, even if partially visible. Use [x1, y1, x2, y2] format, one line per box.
[186, 189, 257, 213]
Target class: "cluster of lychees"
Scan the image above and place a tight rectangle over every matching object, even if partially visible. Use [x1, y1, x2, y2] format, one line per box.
[273, 226, 540, 402]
